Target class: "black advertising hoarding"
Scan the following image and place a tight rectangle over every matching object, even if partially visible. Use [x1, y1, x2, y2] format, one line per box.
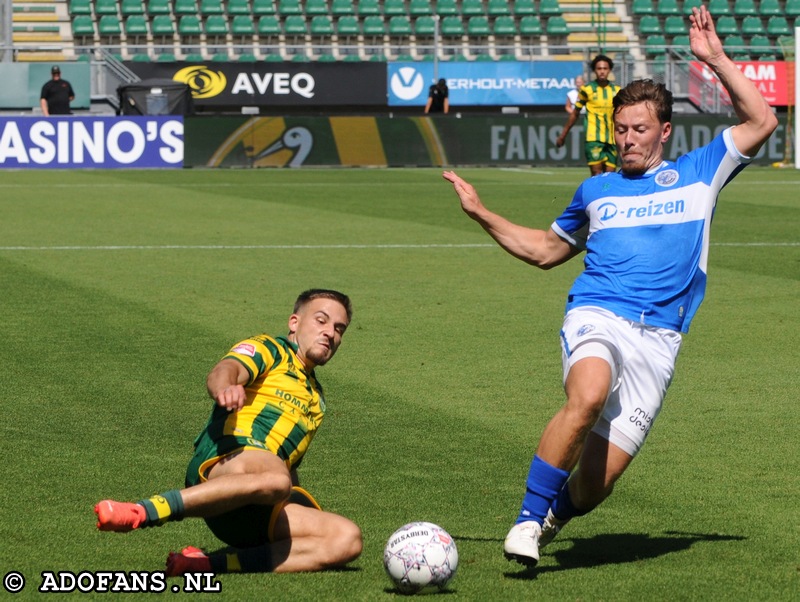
[124, 61, 387, 107]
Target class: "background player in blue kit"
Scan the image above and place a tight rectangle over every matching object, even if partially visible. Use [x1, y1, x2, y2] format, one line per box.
[443, 5, 777, 568]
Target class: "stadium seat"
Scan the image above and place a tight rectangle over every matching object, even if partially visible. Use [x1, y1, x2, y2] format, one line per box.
[386, 15, 410, 37]
[493, 14, 517, 35]
[655, 0, 680, 15]
[671, 34, 690, 47]
[146, 0, 171, 15]
[69, 0, 92, 16]
[205, 14, 228, 35]
[257, 15, 281, 36]
[362, 15, 385, 35]
[545, 15, 569, 34]
[357, 0, 380, 16]
[467, 15, 490, 36]
[715, 15, 738, 35]
[120, 0, 143, 15]
[283, 14, 307, 33]
[151, 14, 175, 38]
[631, 0, 655, 15]
[663, 15, 686, 35]
[707, 0, 731, 16]
[440, 15, 463, 35]
[758, 0, 781, 16]
[644, 33, 667, 54]
[749, 34, 773, 57]
[434, 0, 457, 15]
[487, 0, 511, 16]
[740, 16, 764, 36]
[310, 14, 334, 35]
[723, 33, 746, 54]
[461, 0, 484, 16]
[226, 0, 249, 15]
[512, 0, 536, 15]
[95, 0, 118, 15]
[235, 51, 257, 60]
[277, 0, 302, 15]
[98, 14, 122, 36]
[251, 0, 275, 16]
[72, 15, 96, 37]
[415, 15, 435, 35]
[305, 0, 329, 15]
[331, 0, 354, 15]
[125, 14, 148, 41]
[409, 0, 433, 16]
[682, 0, 701, 14]
[337, 14, 360, 35]
[178, 14, 202, 35]
[231, 14, 255, 39]
[766, 16, 792, 36]
[130, 51, 152, 60]
[539, 0, 562, 16]
[518, 14, 542, 35]
[383, 0, 407, 16]
[156, 51, 176, 60]
[638, 15, 662, 35]
[173, 0, 198, 15]
[732, 0, 757, 16]
[199, 0, 224, 15]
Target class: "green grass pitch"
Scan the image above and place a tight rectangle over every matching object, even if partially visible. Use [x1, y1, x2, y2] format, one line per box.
[0, 167, 797, 600]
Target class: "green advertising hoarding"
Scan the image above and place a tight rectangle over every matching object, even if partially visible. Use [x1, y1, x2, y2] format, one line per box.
[185, 114, 788, 168]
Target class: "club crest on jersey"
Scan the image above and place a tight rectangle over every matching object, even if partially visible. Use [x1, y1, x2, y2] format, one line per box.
[232, 343, 256, 357]
[655, 169, 679, 187]
[577, 324, 596, 337]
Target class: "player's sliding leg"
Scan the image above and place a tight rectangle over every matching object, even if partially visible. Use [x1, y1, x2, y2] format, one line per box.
[167, 505, 362, 575]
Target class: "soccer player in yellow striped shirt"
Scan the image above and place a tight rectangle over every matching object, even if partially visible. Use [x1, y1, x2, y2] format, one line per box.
[557, 55, 621, 175]
[95, 289, 362, 575]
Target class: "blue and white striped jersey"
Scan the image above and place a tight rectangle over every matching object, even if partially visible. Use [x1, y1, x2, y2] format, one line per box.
[552, 128, 749, 333]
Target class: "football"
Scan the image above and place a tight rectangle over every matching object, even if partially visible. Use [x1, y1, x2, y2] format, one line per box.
[383, 521, 459, 595]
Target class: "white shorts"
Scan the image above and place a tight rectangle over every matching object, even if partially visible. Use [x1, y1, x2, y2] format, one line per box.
[560, 306, 683, 456]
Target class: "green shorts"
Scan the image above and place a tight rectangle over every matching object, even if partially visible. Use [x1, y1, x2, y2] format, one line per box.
[584, 141, 618, 167]
[186, 432, 320, 548]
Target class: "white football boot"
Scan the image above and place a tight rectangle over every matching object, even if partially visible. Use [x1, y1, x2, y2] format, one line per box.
[503, 521, 541, 566]
[539, 508, 570, 549]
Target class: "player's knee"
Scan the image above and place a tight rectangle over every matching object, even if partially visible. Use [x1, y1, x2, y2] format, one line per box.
[250, 471, 293, 504]
[326, 519, 363, 567]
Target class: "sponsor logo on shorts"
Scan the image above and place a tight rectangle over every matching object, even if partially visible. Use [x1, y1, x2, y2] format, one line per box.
[577, 324, 596, 337]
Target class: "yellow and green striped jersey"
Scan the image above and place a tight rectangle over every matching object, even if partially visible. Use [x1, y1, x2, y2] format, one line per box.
[575, 81, 621, 145]
[200, 334, 326, 471]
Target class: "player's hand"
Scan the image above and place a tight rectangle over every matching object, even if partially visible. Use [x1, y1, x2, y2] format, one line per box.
[442, 170, 485, 218]
[556, 135, 566, 148]
[689, 6, 725, 64]
[215, 384, 247, 412]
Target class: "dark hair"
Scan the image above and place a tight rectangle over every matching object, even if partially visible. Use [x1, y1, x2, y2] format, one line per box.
[613, 79, 674, 124]
[591, 54, 613, 71]
[437, 78, 447, 88]
[294, 289, 352, 322]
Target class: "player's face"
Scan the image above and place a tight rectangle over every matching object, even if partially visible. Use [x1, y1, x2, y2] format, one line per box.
[614, 102, 671, 175]
[593, 61, 611, 84]
[289, 297, 349, 368]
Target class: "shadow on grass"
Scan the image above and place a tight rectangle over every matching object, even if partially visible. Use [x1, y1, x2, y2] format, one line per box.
[503, 531, 746, 580]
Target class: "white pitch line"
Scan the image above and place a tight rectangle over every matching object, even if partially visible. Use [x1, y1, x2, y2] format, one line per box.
[0, 242, 796, 251]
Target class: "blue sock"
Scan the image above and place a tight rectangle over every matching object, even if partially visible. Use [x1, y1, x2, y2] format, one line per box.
[517, 455, 570, 525]
[551, 482, 591, 521]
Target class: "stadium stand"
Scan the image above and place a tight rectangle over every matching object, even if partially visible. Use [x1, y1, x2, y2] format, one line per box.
[43, 0, 796, 65]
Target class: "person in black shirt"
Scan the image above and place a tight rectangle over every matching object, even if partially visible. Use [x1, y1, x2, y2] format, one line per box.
[40, 66, 75, 116]
[424, 78, 449, 114]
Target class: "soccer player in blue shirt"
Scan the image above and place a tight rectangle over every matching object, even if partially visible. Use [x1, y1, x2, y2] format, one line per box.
[444, 5, 777, 567]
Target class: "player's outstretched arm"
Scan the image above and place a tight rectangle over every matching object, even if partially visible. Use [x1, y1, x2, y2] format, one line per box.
[443, 170, 578, 269]
[689, 5, 777, 156]
[207, 358, 249, 412]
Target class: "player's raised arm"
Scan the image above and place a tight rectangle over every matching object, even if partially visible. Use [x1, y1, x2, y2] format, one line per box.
[442, 171, 579, 269]
[689, 6, 777, 156]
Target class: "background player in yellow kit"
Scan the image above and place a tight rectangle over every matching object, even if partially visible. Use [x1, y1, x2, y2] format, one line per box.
[556, 55, 621, 175]
[95, 289, 362, 575]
